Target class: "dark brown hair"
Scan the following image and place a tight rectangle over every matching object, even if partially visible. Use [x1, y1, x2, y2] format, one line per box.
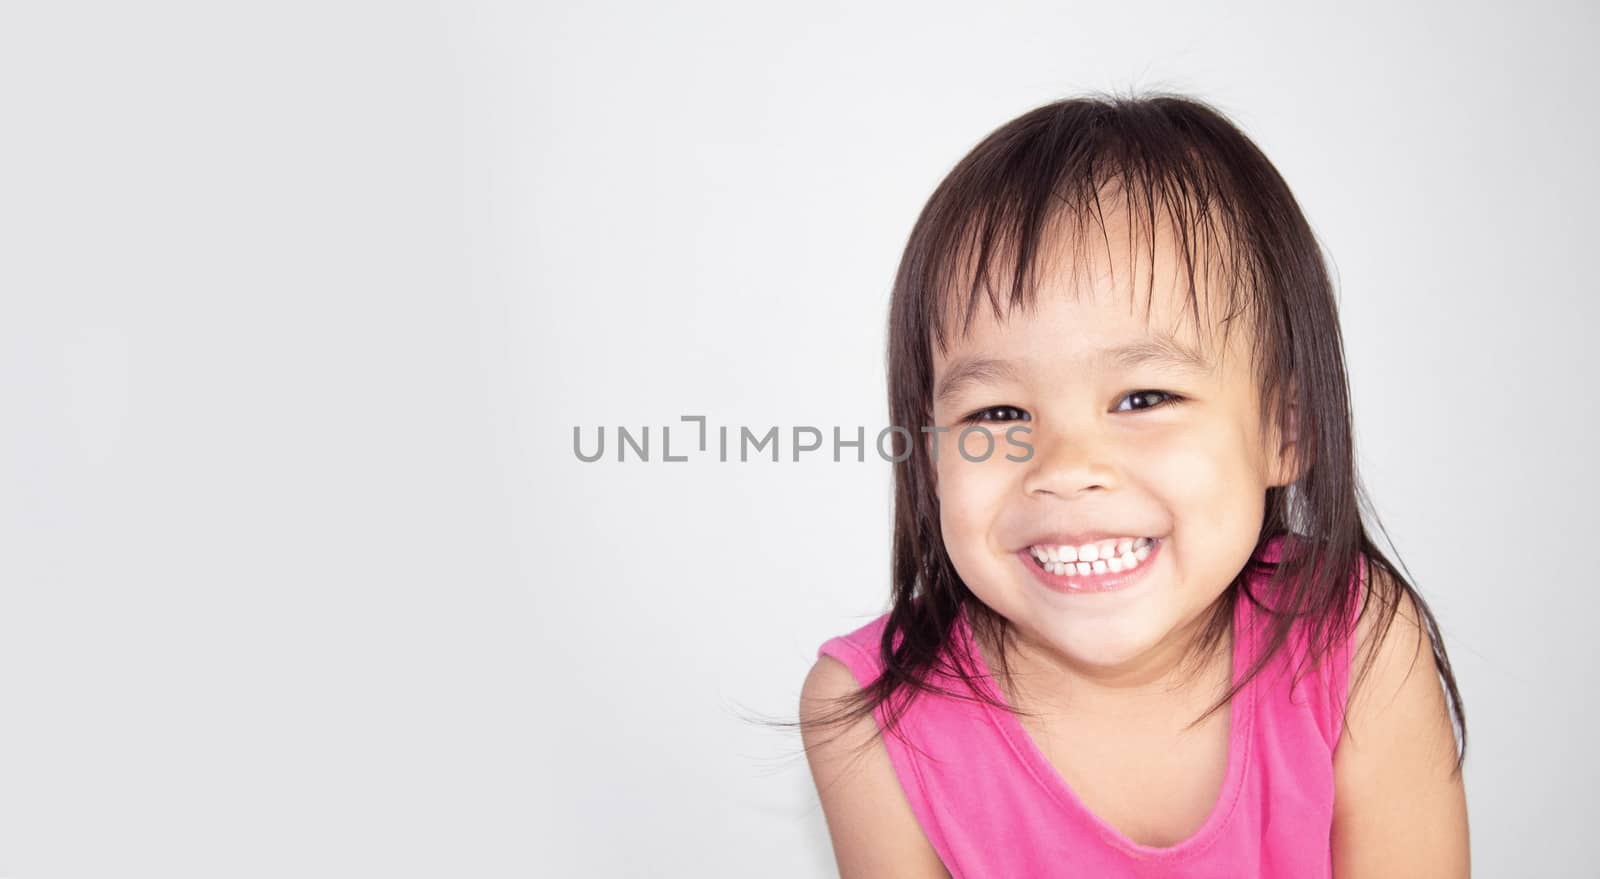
[782, 89, 1465, 778]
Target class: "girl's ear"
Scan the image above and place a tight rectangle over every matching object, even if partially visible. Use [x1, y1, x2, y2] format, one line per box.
[1270, 399, 1302, 488]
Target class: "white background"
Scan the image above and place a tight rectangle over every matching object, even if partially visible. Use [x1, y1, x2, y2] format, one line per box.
[2, 1, 1595, 876]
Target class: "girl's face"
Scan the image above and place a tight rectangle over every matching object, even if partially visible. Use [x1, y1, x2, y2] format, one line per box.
[929, 223, 1297, 689]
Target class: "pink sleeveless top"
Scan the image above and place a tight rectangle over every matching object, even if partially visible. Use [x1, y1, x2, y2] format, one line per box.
[816, 537, 1365, 878]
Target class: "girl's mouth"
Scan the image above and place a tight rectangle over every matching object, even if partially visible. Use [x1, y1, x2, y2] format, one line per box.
[1019, 536, 1162, 594]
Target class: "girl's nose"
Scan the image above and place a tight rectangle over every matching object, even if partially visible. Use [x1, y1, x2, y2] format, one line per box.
[1020, 427, 1119, 498]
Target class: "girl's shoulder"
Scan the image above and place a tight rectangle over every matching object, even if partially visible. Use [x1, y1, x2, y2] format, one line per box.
[815, 611, 894, 688]
[1328, 561, 1470, 872]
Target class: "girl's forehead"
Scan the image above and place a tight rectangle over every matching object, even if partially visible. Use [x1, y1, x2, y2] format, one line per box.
[933, 197, 1248, 361]
[936, 271, 1239, 369]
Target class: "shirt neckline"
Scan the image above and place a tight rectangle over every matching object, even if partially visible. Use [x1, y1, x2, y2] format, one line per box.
[956, 595, 1257, 862]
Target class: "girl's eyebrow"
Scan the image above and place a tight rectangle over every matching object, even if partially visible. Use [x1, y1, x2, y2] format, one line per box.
[934, 336, 1212, 404]
[935, 356, 1020, 405]
[1109, 336, 1213, 374]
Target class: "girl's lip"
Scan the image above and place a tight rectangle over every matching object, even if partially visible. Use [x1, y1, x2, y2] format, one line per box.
[1016, 536, 1163, 595]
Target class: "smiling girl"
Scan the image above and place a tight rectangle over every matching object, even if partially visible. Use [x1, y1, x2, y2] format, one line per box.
[798, 93, 1469, 878]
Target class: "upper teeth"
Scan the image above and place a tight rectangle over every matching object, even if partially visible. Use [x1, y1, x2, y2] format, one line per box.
[1029, 537, 1155, 576]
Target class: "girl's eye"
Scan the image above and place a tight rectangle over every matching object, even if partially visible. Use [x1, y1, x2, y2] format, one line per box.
[962, 405, 1031, 424]
[960, 394, 1182, 424]
[1116, 390, 1184, 412]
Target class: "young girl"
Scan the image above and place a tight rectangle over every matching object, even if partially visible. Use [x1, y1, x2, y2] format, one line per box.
[796, 93, 1469, 878]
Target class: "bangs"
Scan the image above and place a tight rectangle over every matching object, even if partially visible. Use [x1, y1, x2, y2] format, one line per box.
[919, 95, 1275, 377]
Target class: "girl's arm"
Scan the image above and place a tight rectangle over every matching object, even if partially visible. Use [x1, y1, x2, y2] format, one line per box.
[800, 656, 953, 879]
[1331, 577, 1470, 877]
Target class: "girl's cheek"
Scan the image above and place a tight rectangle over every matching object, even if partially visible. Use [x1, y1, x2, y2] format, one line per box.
[941, 424, 1018, 467]
[934, 435, 1017, 507]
